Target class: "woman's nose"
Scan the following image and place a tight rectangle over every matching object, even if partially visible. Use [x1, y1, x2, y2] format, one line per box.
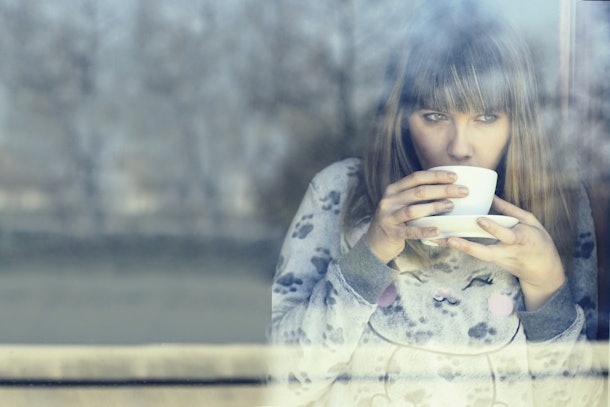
[447, 122, 473, 161]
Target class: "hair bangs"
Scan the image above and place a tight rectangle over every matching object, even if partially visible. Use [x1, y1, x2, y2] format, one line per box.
[400, 40, 512, 115]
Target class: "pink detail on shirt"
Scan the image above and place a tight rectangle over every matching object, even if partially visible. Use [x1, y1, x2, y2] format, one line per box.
[377, 283, 397, 307]
[488, 293, 514, 317]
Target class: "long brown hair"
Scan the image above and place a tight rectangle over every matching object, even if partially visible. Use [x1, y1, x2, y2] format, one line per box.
[346, 1, 577, 267]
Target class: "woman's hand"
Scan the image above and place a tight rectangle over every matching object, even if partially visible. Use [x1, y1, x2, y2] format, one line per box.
[444, 196, 565, 311]
[365, 170, 469, 264]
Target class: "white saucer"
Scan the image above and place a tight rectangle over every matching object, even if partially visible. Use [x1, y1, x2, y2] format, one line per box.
[407, 215, 518, 244]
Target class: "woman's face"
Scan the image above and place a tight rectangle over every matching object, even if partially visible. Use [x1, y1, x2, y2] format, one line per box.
[405, 109, 510, 170]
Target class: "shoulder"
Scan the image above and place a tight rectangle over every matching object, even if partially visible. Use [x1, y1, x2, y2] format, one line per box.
[303, 158, 363, 216]
[309, 158, 362, 194]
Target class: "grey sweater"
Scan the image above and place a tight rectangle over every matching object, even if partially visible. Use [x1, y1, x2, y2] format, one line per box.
[269, 158, 602, 406]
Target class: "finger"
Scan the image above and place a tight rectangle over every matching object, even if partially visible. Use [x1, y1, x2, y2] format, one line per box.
[387, 170, 457, 195]
[382, 182, 468, 213]
[476, 217, 519, 245]
[402, 225, 440, 241]
[408, 183, 469, 204]
[391, 200, 454, 223]
[447, 237, 495, 262]
[492, 196, 540, 226]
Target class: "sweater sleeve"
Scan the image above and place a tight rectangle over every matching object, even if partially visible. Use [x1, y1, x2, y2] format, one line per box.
[522, 185, 604, 406]
[516, 183, 599, 342]
[568, 184, 599, 340]
[269, 159, 394, 405]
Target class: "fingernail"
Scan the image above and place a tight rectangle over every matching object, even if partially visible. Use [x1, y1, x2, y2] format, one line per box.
[477, 218, 489, 228]
[447, 238, 460, 248]
[447, 172, 458, 181]
[425, 227, 439, 237]
[457, 186, 469, 196]
[442, 201, 454, 211]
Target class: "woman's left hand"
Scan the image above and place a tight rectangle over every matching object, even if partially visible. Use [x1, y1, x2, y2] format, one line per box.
[443, 196, 565, 311]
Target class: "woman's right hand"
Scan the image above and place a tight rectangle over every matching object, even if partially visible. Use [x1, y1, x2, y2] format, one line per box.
[365, 169, 469, 264]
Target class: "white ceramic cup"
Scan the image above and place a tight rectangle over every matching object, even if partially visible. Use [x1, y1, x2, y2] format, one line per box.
[430, 165, 497, 216]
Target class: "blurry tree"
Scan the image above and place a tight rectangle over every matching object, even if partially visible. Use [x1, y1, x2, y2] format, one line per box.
[0, 0, 437, 237]
[66, 0, 106, 235]
[130, 0, 260, 235]
[0, 0, 109, 235]
[252, 0, 401, 228]
[0, 0, 593, 246]
[133, 0, 209, 234]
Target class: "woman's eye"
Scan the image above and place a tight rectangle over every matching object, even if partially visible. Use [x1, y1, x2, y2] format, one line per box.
[422, 112, 448, 123]
[476, 113, 499, 123]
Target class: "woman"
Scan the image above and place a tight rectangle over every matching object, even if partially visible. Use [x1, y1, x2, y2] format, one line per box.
[269, 2, 602, 405]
